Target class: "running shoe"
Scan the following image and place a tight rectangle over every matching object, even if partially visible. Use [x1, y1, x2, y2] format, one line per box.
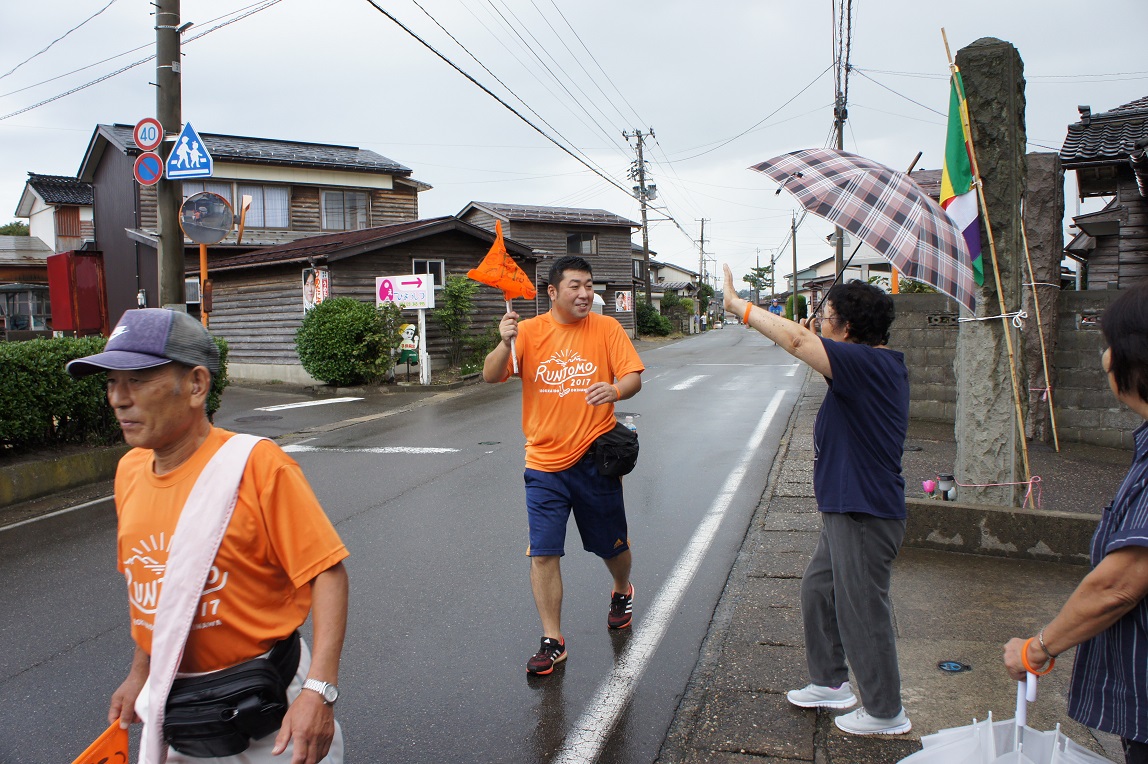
[786, 682, 858, 709]
[526, 637, 567, 675]
[834, 707, 912, 735]
[608, 583, 634, 629]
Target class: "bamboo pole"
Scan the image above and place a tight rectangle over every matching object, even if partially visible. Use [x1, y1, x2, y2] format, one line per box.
[1020, 213, 1061, 451]
[943, 29, 1032, 486]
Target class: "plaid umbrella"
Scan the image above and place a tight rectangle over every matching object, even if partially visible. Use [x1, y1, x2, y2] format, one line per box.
[751, 148, 976, 312]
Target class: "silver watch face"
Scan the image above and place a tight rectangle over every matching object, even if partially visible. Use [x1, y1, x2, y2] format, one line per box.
[321, 683, 339, 704]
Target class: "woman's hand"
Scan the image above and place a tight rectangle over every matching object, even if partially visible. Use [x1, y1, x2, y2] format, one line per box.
[722, 264, 738, 313]
[1002, 637, 1048, 681]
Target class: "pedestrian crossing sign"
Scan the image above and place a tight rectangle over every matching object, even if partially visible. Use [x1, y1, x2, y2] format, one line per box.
[165, 122, 213, 180]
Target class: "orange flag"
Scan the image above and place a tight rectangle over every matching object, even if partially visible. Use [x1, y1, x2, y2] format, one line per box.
[467, 221, 537, 301]
[71, 722, 129, 764]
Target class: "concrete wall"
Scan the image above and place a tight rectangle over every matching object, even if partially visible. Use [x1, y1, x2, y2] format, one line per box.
[887, 289, 1140, 450]
[887, 293, 959, 422]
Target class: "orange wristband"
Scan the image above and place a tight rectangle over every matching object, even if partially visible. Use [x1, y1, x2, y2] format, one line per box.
[743, 302, 753, 326]
[611, 384, 622, 401]
[1021, 637, 1055, 676]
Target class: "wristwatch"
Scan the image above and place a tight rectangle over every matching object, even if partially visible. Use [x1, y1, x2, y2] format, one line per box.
[302, 678, 340, 705]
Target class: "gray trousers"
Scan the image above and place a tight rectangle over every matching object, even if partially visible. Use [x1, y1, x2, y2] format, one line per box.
[801, 511, 905, 718]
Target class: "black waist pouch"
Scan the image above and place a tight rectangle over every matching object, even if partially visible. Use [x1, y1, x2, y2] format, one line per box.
[591, 421, 639, 477]
[163, 630, 301, 758]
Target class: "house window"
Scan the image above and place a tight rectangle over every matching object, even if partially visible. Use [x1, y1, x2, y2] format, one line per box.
[182, 181, 233, 205]
[412, 259, 445, 290]
[322, 190, 369, 230]
[567, 232, 597, 255]
[238, 184, 290, 228]
[632, 259, 644, 279]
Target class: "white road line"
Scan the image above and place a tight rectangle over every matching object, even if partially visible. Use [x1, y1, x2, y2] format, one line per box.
[282, 445, 459, 455]
[0, 494, 113, 533]
[255, 397, 363, 411]
[786, 363, 800, 377]
[669, 374, 709, 391]
[552, 390, 787, 764]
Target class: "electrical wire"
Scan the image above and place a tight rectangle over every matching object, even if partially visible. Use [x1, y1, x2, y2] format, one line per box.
[0, 0, 286, 121]
[851, 67, 946, 117]
[0, 0, 273, 100]
[361, 0, 636, 201]
[0, 0, 119, 81]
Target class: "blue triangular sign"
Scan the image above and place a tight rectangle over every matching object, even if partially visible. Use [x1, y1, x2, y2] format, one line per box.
[165, 122, 213, 179]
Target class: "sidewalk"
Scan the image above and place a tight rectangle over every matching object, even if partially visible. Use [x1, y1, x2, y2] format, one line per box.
[658, 371, 1125, 763]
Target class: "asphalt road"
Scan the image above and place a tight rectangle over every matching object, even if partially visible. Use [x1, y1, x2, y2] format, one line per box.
[0, 327, 805, 763]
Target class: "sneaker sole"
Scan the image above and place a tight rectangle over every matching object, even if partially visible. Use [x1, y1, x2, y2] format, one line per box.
[787, 694, 857, 709]
[526, 651, 567, 676]
[834, 717, 912, 735]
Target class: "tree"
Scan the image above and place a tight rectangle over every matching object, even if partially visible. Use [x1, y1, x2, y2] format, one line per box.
[785, 294, 808, 321]
[432, 274, 479, 367]
[295, 297, 401, 385]
[742, 265, 774, 303]
[636, 297, 671, 336]
[0, 221, 29, 236]
[695, 283, 714, 317]
[898, 276, 938, 294]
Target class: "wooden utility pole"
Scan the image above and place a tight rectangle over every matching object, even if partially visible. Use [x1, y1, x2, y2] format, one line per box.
[156, 0, 184, 308]
[791, 213, 798, 312]
[624, 128, 655, 305]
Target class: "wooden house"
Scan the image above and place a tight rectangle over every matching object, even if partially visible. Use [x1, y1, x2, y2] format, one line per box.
[458, 201, 638, 333]
[1060, 98, 1148, 288]
[194, 216, 536, 385]
[76, 124, 429, 324]
[14, 173, 94, 254]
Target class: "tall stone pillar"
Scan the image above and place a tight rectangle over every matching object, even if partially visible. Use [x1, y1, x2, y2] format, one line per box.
[953, 38, 1028, 506]
[1022, 152, 1064, 444]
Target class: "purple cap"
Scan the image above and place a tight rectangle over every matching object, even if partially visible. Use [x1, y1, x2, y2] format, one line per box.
[66, 309, 221, 378]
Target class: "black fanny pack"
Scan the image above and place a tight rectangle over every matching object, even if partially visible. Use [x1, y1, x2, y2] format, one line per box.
[163, 630, 301, 758]
[590, 421, 639, 477]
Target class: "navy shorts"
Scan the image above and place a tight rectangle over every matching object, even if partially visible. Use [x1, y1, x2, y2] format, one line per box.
[524, 454, 629, 559]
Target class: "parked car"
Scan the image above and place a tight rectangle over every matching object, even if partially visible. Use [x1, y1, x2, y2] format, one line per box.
[713, 320, 723, 329]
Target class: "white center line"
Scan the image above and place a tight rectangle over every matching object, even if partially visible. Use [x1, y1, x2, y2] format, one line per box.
[255, 397, 363, 412]
[282, 445, 459, 455]
[786, 363, 800, 377]
[669, 374, 709, 391]
[552, 390, 787, 764]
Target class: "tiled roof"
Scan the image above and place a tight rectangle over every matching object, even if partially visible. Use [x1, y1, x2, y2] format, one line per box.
[1060, 97, 1148, 166]
[26, 173, 93, 206]
[657, 280, 696, 292]
[466, 201, 638, 228]
[909, 169, 942, 202]
[97, 124, 413, 175]
[198, 216, 534, 273]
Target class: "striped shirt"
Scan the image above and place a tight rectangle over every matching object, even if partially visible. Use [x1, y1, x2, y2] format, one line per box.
[1067, 421, 1148, 743]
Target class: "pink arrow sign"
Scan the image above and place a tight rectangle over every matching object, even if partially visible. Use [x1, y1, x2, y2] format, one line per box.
[401, 277, 423, 287]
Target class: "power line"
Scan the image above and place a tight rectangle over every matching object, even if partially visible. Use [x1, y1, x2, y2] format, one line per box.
[0, 0, 286, 122]
[361, 0, 636, 200]
[668, 64, 834, 162]
[0, 0, 119, 81]
[851, 67, 946, 117]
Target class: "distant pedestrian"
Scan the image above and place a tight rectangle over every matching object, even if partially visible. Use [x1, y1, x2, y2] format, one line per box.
[483, 255, 644, 676]
[1004, 283, 1148, 764]
[768, 298, 783, 316]
[721, 264, 912, 736]
[67, 308, 349, 764]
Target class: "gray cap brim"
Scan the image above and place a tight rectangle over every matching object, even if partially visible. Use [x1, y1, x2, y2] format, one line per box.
[66, 352, 172, 378]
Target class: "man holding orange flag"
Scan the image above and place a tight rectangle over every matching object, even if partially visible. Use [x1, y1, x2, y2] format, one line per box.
[484, 255, 644, 676]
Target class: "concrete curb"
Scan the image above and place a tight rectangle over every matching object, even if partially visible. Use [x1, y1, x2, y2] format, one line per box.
[904, 497, 1097, 565]
[0, 445, 128, 507]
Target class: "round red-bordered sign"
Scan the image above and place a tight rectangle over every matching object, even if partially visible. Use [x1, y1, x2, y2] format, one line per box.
[134, 152, 164, 186]
[133, 117, 164, 152]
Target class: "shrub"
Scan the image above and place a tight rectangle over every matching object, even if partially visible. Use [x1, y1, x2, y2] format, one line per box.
[462, 318, 502, 375]
[785, 294, 808, 321]
[207, 336, 229, 420]
[637, 299, 672, 336]
[295, 297, 399, 386]
[432, 274, 479, 367]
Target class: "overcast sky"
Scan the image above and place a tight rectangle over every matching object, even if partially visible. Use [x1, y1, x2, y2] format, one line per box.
[2, 0, 1145, 293]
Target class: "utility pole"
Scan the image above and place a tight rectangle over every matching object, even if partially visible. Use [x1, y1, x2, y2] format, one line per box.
[754, 249, 761, 307]
[832, 0, 852, 279]
[624, 128, 655, 306]
[791, 212, 799, 314]
[156, 0, 184, 308]
[697, 217, 706, 291]
[833, 97, 846, 279]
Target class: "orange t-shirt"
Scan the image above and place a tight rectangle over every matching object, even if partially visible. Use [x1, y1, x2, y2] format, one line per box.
[503, 311, 644, 472]
[114, 428, 349, 673]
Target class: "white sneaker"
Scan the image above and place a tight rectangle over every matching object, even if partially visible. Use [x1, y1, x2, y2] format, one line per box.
[834, 707, 912, 735]
[786, 682, 858, 709]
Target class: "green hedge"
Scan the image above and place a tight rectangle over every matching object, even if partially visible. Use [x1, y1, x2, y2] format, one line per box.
[0, 335, 230, 452]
